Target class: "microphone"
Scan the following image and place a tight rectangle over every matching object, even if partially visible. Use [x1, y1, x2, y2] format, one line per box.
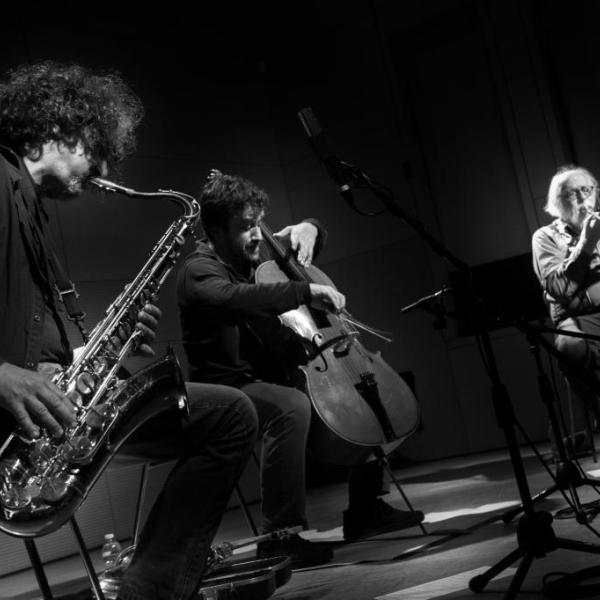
[298, 107, 356, 207]
[400, 286, 452, 314]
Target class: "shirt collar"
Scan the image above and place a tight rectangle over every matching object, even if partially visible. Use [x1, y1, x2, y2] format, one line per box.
[0, 145, 48, 224]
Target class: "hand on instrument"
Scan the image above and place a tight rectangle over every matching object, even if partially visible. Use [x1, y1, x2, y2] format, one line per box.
[309, 283, 346, 314]
[581, 211, 600, 250]
[134, 301, 162, 357]
[0, 362, 76, 439]
[274, 222, 319, 267]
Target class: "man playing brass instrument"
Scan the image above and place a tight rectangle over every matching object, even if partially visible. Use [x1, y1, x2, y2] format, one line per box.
[0, 62, 257, 600]
[532, 165, 600, 429]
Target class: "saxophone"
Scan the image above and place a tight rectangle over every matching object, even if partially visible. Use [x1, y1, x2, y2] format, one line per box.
[0, 178, 200, 537]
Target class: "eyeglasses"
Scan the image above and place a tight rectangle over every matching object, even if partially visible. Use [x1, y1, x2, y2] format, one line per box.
[562, 185, 596, 201]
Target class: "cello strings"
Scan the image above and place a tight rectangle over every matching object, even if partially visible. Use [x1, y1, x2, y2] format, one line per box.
[339, 312, 394, 343]
[332, 315, 374, 379]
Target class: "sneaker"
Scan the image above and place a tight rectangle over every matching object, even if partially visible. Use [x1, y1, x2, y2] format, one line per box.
[343, 498, 424, 542]
[256, 533, 333, 568]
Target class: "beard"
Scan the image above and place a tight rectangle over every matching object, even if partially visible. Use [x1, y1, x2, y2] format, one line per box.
[244, 242, 261, 264]
[231, 242, 261, 275]
[38, 174, 84, 199]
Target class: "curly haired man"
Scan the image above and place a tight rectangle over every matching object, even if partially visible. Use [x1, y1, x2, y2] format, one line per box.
[0, 62, 257, 600]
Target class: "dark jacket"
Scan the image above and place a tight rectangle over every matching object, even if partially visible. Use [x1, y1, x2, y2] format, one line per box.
[0, 147, 71, 439]
[177, 222, 325, 387]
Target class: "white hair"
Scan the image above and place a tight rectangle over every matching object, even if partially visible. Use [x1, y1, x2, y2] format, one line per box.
[545, 165, 598, 218]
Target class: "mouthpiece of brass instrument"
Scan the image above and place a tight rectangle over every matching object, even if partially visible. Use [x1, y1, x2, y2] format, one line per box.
[89, 177, 137, 196]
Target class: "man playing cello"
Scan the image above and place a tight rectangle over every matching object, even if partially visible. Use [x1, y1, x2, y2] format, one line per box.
[176, 170, 424, 568]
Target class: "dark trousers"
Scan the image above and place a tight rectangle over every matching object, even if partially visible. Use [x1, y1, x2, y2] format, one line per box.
[555, 314, 600, 423]
[240, 381, 385, 533]
[117, 382, 258, 600]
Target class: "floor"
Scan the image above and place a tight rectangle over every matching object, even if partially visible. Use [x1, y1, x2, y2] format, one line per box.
[4, 439, 600, 600]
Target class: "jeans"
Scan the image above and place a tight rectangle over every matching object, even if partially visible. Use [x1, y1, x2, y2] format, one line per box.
[240, 381, 386, 533]
[117, 382, 258, 600]
[241, 381, 311, 532]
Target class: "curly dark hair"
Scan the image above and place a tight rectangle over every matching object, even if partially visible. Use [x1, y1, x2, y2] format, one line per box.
[200, 171, 269, 237]
[0, 61, 143, 167]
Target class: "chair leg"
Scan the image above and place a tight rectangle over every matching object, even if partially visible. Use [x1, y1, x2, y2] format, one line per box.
[24, 538, 54, 600]
[375, 448, 428, 535]
[235, 484, 259, 536]
[132, 462, 150, 547]
[69, 517, 106, 600]
[583, 406, 598, 463]
[566, 382, 578, 456]
[233, 448, 261, 536]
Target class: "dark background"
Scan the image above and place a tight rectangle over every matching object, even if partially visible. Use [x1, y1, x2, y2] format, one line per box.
[2, 0, 595, 459]
[3, 0, 600, 574]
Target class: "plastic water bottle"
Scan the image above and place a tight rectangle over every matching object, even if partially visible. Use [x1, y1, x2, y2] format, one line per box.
[101, 533, 123, 571]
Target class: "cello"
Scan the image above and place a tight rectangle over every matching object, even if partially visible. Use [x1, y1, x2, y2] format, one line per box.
[254, 221, 420, 466]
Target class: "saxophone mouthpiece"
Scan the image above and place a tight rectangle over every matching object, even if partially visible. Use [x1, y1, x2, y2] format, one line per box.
[89, 177, 136, 196]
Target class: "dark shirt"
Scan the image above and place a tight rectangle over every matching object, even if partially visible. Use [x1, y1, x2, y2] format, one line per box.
[177, 222, 325, 387]
[0, 147, 72, 437]
[532, 218, 600, 323]
[39, 303, 71, 364]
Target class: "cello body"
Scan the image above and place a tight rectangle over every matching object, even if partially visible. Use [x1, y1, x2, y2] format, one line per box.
[255, 258, 420, 466]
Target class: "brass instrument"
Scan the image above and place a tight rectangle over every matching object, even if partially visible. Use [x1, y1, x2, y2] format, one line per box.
[0, 179, 200, 537]
[584, 206, 600, 219]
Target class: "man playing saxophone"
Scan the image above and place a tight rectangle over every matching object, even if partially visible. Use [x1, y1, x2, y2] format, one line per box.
[0, 61, 258, 600]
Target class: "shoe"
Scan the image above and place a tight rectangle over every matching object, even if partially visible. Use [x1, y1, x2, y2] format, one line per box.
[256, 533, 333, 568]
[343, 498, 424, 542]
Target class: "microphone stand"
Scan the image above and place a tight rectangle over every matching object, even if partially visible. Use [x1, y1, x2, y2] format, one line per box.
[332, 161, 600, 598]
[499, 322, 600, 525]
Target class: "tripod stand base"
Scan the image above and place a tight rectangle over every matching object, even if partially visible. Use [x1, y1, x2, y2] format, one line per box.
[501, 461, 600, 524]
[469, 511, 600, 598]
[555, 498, 600, 521]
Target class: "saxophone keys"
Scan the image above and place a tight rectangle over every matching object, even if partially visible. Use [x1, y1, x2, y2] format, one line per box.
[76, 371, 96, 396]
[85, 403, 109, 429]
[108, 335, 123, 353]
[118, 323, 132, 341]
[66, 389, 83, 409]
[63, 436, 94, 465]
[0, 484, 33, 510]
[29, 439, 55, 469]
[40, 472, 74, 504]
[91, 356, 108, 376]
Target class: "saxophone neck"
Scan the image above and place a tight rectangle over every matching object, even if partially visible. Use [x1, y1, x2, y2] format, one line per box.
[158, 189, 200, 220]
[89, 177, 137, 196]
[88, 178, 200, 220]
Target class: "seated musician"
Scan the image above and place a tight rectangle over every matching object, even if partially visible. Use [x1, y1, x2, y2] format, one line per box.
[0, 62, 258, 600]
[532, 165, 600, 431]
[176, 170, 424, 568]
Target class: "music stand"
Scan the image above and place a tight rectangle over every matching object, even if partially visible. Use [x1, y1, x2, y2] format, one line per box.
[311, 150, 600, 598]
